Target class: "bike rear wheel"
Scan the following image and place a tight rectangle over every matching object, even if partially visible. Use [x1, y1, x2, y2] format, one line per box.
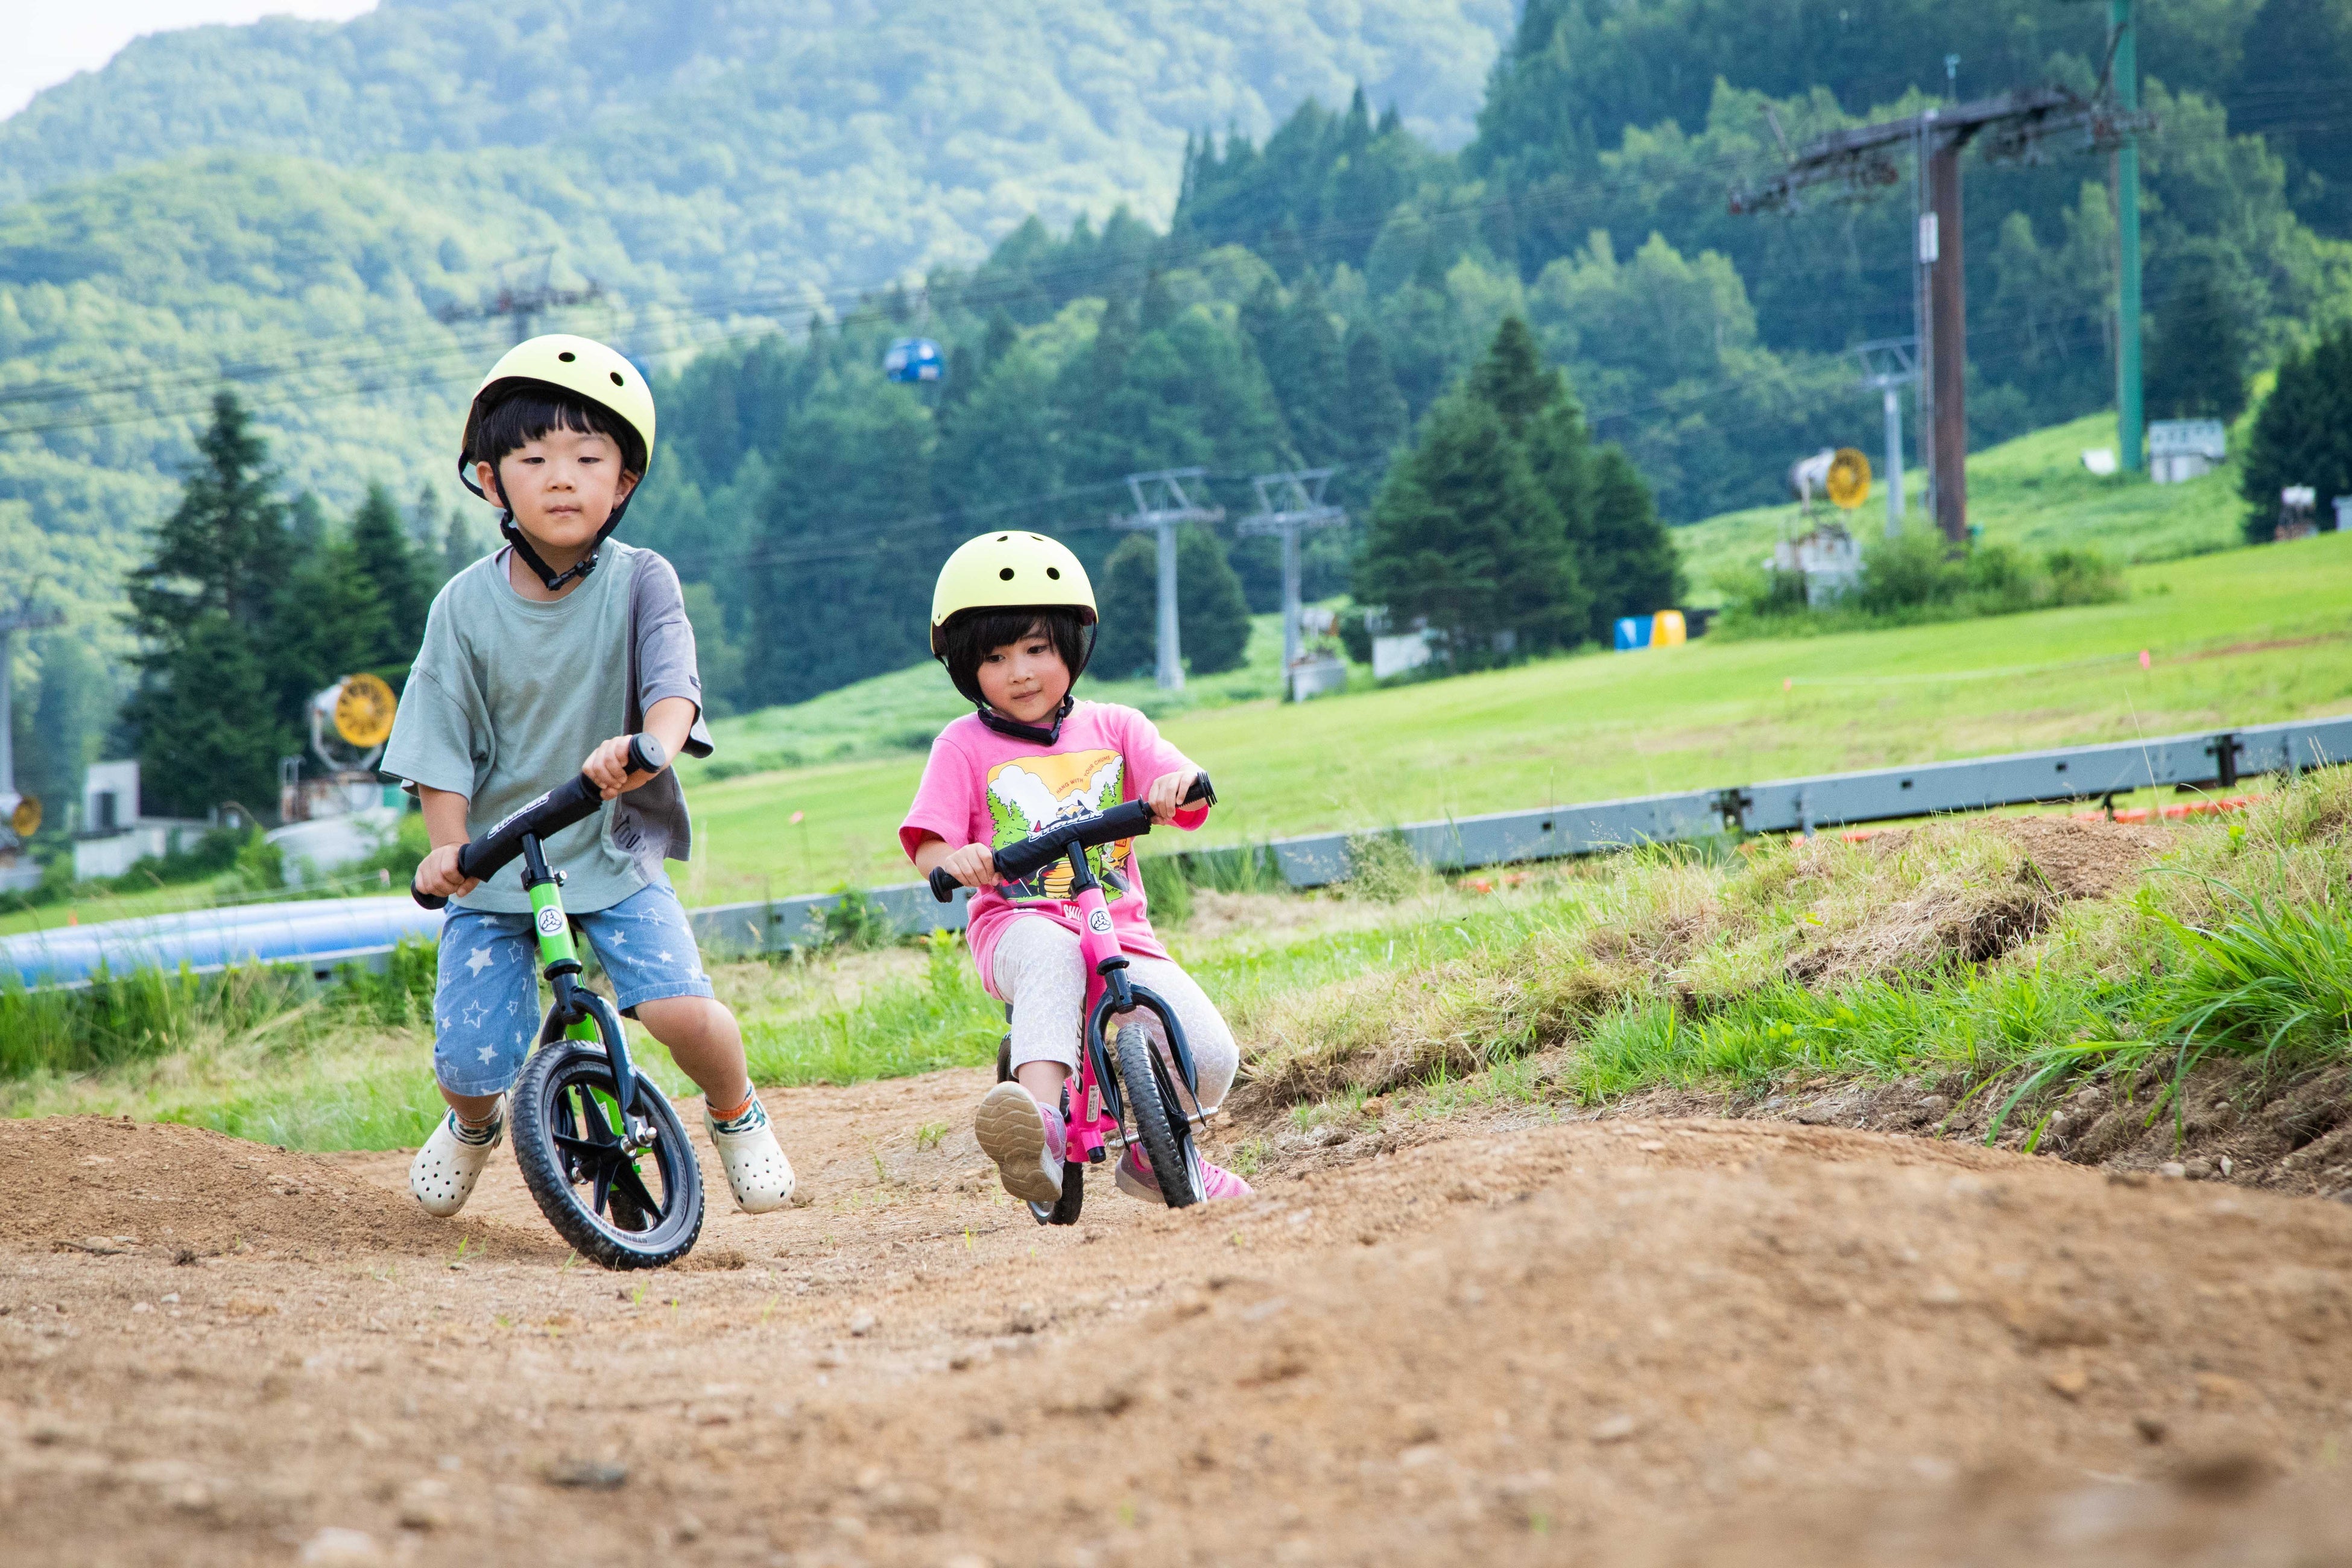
[1114, 1022, 1204, 1208]
[511, 1029, 704, 1269]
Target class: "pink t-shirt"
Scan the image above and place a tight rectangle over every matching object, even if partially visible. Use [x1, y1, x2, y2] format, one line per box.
[899, 701, 1208, 994]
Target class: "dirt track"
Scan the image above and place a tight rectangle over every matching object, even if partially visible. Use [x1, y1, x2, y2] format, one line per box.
[7, 1075, 2352, 1566]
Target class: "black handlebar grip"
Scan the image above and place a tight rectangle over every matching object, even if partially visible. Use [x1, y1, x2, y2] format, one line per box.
[1184, 770, 1216, 807]
[928, 866, 961, 903]
[627, 732, 666, 776]
[411, 884, 447, 911]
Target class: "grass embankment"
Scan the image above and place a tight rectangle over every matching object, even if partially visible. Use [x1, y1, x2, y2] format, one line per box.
[678, 528, 2352, 897]
[15, 776, 2352, 1190]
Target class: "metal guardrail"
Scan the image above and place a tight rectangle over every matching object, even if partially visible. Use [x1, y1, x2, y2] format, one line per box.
[685, 711, 2352, 952]
[16, 712, 2350, 985]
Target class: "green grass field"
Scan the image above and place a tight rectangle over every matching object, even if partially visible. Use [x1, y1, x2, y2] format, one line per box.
[676, 527, 2352, 900]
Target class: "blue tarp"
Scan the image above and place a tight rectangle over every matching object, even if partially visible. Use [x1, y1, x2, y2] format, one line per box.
[0, 897, 443, 990]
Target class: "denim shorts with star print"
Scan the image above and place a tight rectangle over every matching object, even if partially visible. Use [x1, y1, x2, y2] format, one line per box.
[429, 882, 716, 1097]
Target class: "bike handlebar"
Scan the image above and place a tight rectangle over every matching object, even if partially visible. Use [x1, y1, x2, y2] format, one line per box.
[411, 734, 665, 910]
[928, 770, 1215, 903]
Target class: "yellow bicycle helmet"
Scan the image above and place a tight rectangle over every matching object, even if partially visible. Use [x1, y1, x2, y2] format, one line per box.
[931, 531, 1099, 739]
[929, 531, 1096, 657]
[459, 334, 657, 590]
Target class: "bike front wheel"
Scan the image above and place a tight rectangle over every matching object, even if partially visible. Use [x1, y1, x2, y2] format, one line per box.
[511, 1029, 704, 1269]
[1114, 1022, 1204, 1209]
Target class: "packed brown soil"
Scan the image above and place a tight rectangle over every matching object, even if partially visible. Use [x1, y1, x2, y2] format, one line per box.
[8, 1071, 2352, 1566]
[0, 1116, 545, 1263]
[1982, 814, 2175, 899]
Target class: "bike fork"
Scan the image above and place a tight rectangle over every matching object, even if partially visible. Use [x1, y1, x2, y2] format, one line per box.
[520, 833, 643, 1138]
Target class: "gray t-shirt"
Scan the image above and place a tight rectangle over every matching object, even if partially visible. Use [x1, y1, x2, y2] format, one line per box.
[383, 542, 715, 914]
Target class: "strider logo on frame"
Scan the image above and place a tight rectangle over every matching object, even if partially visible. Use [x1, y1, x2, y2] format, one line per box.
[536, 906, 566, 938]
[1087, 908, 1114, 935]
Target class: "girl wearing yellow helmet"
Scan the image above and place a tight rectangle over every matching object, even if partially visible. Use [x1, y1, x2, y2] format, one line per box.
[901, 531, 1254, 1208]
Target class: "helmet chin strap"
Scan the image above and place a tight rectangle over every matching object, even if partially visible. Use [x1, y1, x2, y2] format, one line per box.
[494, 478, 639, 593]
[975, 693, 1073, 745]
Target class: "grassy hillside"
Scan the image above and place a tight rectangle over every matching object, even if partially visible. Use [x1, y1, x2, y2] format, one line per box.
[661, 529, 2352, 902]
[1671, 411, 2249, 604]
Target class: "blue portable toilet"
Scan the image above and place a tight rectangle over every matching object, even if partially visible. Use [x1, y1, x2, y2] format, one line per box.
[1613, 616, 1652, 652]
[884, 337, 946, 384]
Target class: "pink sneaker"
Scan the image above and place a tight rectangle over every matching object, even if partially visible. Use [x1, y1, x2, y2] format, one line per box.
[975, 1082, 1066, 1204]
[1114, 1142, 1253, 1203]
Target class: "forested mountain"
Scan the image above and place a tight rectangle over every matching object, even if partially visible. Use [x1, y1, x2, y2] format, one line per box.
[0, 0, 1513, 647]
[7, 0, 2352, 814]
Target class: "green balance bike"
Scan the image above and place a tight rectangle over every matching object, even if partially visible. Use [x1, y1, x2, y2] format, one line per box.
[413, 738, 704, 1269]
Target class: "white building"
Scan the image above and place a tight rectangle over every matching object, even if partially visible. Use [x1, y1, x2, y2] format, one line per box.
[2148, 419, 2227, 484]
[73, 760, 218, 880]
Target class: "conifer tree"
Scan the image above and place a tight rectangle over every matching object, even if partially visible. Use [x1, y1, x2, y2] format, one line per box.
[121, 393, 294, 817]
[347, 482, 433, 663]
[2240, 324, 2352, 542]
[1094, 525, 1253, 678]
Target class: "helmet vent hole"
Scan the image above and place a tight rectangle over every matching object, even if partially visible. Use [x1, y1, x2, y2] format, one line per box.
[557, 351, 577, 362]
[998, 567, 1016, 581]
[996, 534, 1010, 542]
[610, 371, 624, 385]
[1046, 567, 1061, 580]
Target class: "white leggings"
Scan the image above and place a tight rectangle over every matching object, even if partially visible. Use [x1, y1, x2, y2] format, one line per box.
[991, 915, 1240, 1113]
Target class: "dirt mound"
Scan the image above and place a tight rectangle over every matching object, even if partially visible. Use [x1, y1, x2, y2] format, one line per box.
[1985, 813, 2175, 898]
[0, 1117, 549, 1260]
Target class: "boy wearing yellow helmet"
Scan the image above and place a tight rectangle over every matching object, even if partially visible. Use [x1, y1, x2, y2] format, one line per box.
[383, 335, 795, 1219]
[900, 531, 1253, 1205]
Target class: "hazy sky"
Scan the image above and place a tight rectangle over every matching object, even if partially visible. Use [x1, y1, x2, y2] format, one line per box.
[3, 4, 379, 119]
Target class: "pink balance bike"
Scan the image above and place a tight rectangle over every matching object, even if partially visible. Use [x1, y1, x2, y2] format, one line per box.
[928, 772, 1218, 1225]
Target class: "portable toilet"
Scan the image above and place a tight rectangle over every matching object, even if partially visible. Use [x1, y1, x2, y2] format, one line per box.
[1613, 616, 1652, 652]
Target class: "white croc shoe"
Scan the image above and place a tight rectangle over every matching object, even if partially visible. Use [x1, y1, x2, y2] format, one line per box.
[409, 1099, 504, 1218]
[705, 1098, 795, 1213]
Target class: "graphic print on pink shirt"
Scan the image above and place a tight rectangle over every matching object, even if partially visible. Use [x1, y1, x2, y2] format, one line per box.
[899, 701, 1206, 996]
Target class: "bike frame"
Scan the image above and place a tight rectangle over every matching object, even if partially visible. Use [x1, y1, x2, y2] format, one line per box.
[518, 833, 648, 1148]
[1055, 841, 1201, 1167]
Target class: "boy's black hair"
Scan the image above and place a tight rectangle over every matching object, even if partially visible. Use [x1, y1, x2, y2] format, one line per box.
[938, 607, 1093, 707]
[469, 380, 647, 482]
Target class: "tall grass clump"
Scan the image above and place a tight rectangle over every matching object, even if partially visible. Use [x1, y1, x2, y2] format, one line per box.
[742, 931, 1000, 1086]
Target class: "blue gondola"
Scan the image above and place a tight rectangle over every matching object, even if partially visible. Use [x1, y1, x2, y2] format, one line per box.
[884, 337, 946, 384]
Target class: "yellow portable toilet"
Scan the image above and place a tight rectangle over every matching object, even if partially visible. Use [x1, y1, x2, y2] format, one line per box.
[1651, 609, 1687, 646]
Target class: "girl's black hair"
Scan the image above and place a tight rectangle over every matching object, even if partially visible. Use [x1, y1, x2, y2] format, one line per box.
[470, 381, 646, 480]
[939, 607, 1093, 706]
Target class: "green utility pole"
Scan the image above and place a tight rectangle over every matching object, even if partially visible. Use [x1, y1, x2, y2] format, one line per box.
[2113, 0, 2144, 473]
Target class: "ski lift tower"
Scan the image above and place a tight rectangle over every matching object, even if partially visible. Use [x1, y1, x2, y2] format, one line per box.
[1237, 469, 1348, 695]
[438, 248, 604, 346]
[1853, 338, 1917, 538]
[1731, 82, 2151, 542]
[1113, 469, 1224, 691]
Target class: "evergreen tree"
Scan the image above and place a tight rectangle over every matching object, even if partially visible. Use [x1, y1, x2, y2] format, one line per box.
[1093, 525, 1253, 678]
[271, 533, 394, 717]
[346, 482, 433, 663]
[121, 393, 294, 817]
[1580, 444, 1686, 640]
[131, 613, 283, 819]
[747, 370, 942, 703]
[442, 510, 484, 583]
[2240, 324, 2352, 542]
[1341, 324, 1409, 463]
[2145, 251, 2251, 423]
[1354, 391, 1578, 663]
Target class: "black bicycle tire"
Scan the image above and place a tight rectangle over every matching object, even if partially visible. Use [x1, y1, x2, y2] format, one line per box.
[1114, 1022, 1203, 1209]
[511, 1035, 704, 1269]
